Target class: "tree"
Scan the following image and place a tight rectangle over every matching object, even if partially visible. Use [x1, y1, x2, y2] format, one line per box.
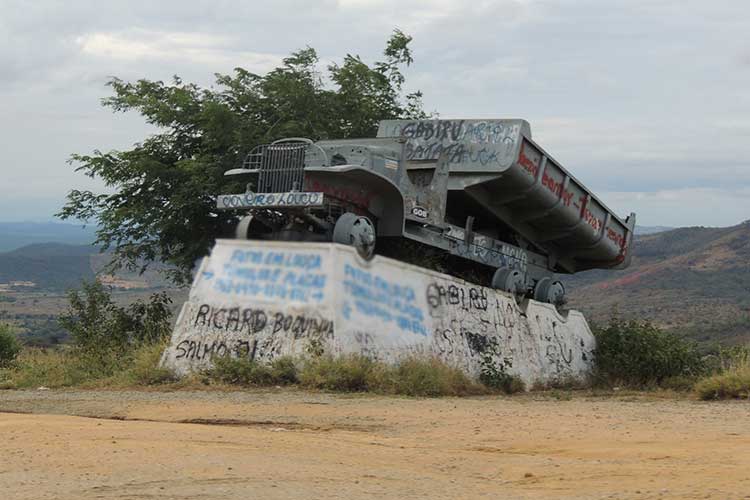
[59, 279, 172, 355]
[59, 30, 426, 285]
[0, 324, 21, 368]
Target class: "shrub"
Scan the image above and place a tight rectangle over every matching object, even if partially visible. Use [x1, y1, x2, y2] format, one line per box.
[59, 280, 172, 376]
[0, 282, 176, 389]
[299, 354, 374, 391]
[713, 345, 750, 372]
[1, 348, 91, 388]
[60, 280, 172, 351]
[299, 354, 489, 396]
[694, 347, 750, 400]
[389, 357, 486, 396]
[593, 318, 705, 387]
[269, 356, 300, 385]
[478, 354, 526, 394]
[207, 356, 299, 386]
[660, 375, 698, 392]
[694, 368, 750, 400]
[3, 342, 174, 389]
[120, 341, 176, 386]
[0, 324, 21, 367]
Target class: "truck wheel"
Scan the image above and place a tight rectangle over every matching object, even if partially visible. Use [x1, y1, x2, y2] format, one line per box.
[333, 212, 376, 259]
[235, 215, 267, 239]
[533, 277, 566, 307]
[492, 268, 526, 303]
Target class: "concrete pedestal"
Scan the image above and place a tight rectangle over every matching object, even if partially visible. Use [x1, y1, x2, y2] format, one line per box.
[161, 239, 595, 386]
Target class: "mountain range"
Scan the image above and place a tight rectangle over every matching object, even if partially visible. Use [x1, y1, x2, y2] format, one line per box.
[1, 222, 748, 345]
[0, 243, 96, 290]
[565, 221, 750, 345]
[0, 222, 96, 252]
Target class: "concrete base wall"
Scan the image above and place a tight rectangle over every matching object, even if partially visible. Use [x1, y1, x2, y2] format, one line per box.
[161, 239, 596, 386]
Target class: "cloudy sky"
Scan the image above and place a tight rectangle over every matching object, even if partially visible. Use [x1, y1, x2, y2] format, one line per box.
[1, 0, 749, 227]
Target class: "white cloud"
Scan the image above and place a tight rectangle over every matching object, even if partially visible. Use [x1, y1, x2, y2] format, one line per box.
[1, 0, 750, 226]
[76, 30, 281, 70]
[602, 188, 750, 227]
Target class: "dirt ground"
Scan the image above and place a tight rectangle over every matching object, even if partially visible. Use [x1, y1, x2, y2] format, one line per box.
[0, 389, 749, 499]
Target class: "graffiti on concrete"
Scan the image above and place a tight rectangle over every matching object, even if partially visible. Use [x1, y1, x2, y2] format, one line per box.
[203, 247, 328, 304]
[341, 263, 427, 336]
[378, 119, 522, 167]
[161, 240, 595, 386]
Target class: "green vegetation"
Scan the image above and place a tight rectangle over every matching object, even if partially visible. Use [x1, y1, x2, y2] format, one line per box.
[694, 363, 750, 400]
[60, 280, 172, 355]
[1, 348, 89, 388]
[2, 347, 517, 397]
[0, 280, 173, 389]
[592, 318, 705, 388]
[113, 341, 177, 386]
[386, 357, 487, 397]
[591, 317, 750, 399]
[0, 243, 96, 291]
[59, 30, 426, 285]
[479, 354, 526, 394]
[205, 354, 492, 397]
[6, 291, 750, 401]
[0, 280, 518, 396]
[0, 341, 175, 389]
[0, 324, 21, 367]
[694, 346, 750, 400]
[209, 355, 299, 387]
[566, 223, 750, 347]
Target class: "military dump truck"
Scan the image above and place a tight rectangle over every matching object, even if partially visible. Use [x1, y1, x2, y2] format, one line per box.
[217, 119, 636, 306]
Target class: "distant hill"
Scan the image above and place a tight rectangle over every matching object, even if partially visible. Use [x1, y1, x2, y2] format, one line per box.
[2, 222, 749, 346]
[635, 225, 674, 235]
[565, 222, 750, 345]
[0, 242, 173, 291]
[0, 243, 97, 290]
[0, 222, 97, 252]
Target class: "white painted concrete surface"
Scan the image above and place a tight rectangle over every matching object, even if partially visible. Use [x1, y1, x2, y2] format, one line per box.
[161, 239, 596, 386]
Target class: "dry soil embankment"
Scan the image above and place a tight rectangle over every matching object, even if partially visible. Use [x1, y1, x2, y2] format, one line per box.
[1, 390, 749, 499]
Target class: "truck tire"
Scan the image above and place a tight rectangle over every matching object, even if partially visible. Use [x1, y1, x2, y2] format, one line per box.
[333, 212, 376, 259]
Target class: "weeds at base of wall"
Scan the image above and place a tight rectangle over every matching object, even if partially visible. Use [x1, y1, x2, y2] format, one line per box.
[207, 354, 501, 397]
[478, 354, 525, 394]
[1, 347, 522, 397]
[530, 375, 589, 392]
[208, 356, 298, 387]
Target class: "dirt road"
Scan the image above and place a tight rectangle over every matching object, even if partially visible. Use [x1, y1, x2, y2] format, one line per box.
[1, 389, 748, 499]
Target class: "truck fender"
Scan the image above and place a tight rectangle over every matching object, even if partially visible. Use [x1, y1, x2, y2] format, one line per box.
[304, 166, 405, 237]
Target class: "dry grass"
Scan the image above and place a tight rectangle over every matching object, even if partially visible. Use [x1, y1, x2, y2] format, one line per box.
[694, 358, 750, 400]
[299, 355, 490, 397]
[206, 354, 493, 397]
[0, 342, 177, 390]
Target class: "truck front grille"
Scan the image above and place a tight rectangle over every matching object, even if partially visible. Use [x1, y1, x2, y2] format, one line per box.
[244, 141, 307, 193]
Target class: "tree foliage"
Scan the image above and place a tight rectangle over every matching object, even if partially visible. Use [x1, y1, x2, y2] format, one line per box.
[0, 324, 21, 367]
[593, 318, 706, 386]
[59, 280, 172, 357]
[59, 30, 425, 284]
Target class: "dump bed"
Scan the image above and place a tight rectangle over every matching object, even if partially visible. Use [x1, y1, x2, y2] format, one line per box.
[377, 119, 636, 273]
